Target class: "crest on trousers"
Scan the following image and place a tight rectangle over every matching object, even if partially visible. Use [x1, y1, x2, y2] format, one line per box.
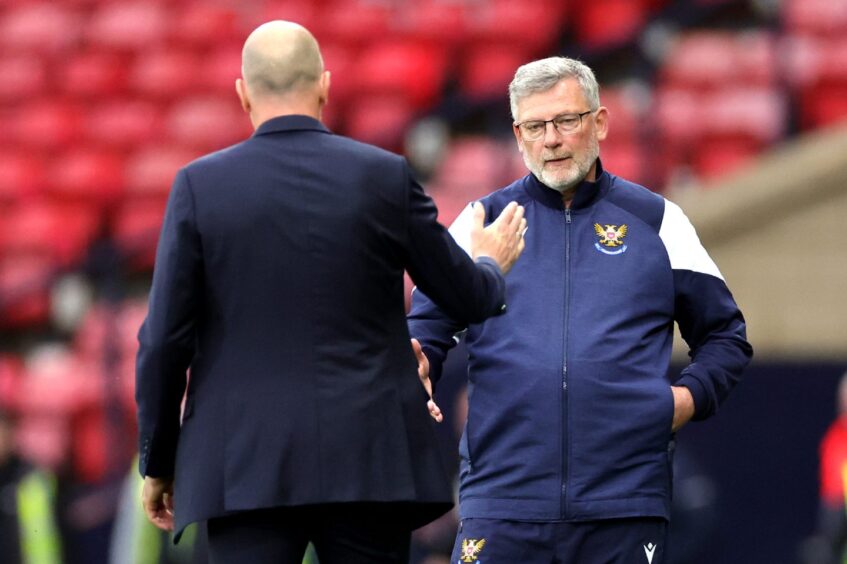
[594, 223, 628, 255]
[460, 538, 486, 562]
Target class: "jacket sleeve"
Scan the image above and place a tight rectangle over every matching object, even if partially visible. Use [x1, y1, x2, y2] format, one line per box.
[135, 168, 203, 477]
[661, 200, 753, 420]
[402, 160, 506, 325]
[407, 202, 479, 388]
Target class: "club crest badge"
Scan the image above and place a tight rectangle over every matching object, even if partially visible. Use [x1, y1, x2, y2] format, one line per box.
[594, 223, 628, 255]
[460, 538, 486, 562]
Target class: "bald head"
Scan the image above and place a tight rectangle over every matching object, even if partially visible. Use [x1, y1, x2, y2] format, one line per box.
[241, 21, 324, 99]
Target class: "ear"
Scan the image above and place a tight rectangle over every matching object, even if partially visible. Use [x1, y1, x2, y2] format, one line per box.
[594, 106, 609, 142]
[235, 78, 251, 114]
[318, 70, 331, 107]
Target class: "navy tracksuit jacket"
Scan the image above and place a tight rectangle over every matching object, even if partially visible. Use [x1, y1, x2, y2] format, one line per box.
[408, 160, 752, 523]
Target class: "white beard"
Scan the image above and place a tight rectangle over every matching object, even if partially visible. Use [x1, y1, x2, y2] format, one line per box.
[523, 138, 600, 193]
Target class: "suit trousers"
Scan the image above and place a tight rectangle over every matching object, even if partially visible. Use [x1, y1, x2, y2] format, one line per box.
[206, 503, 414, 564]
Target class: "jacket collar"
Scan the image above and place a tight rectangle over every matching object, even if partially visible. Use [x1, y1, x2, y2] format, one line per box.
[253, 114, 331, 137]
[523, 158, 610, 211]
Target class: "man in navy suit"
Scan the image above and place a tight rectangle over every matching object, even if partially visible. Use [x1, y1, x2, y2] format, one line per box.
[135, 20, 526, 564]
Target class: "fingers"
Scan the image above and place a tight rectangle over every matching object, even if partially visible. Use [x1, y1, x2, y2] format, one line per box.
[143, 497, 175, 532]
[427, 399, 443, 423]
[411, 338, 424, 362]
[142, 477, 175, 532]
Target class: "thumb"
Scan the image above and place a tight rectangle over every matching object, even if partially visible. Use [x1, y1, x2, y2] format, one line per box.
[472, 201, 485, 230]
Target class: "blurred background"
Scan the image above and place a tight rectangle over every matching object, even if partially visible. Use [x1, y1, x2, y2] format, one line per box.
[0, 0, 845, 562]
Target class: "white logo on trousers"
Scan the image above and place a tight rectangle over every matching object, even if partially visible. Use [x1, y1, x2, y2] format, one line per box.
[644, 542, 657, 563]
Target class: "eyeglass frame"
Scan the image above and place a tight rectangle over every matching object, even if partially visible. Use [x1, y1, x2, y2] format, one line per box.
[513, 109, 598, 141]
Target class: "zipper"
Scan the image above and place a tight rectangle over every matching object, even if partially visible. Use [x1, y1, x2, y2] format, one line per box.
[561, 206, 572, 519]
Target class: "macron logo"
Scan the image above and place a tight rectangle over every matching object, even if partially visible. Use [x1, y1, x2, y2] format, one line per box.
[644, 543, 657, 563]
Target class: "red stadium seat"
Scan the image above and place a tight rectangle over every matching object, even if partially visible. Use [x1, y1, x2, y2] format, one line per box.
[693, 137, 763, 180]
[356, 40, 448, 109]
[113, 198, 167, 271]
[320, 42, 357, 109]
[391, 1, 466, 46]
[346, 95, 415, 152]
[0, 152, 45, 204]
[47, 151, 125, 208]
[574, 0, 646, 51]
[0, 255, 54, 329]
[432, 137, 514, 199]
[0, 201, 99, 265]
[124, 145, 199, 198]
[169, 3, 240, 47]
[601, 141, 646, 186]
[321, 0, 391, 45]
[0, 354, 23, 411]
[800, 84, 847, 129]
[467, 0, 566, 54]
[253, 0, 319, 38]
[165, 96, 251, 151]
[460, 44, 532, 102]
[660, 31, 777, 89]
[61, 52, 128, 99]
[128, 49, 201, 99]
[201, 45, 244, 94]
[655, 87, 703, 146]
[702, 87, 785, 143]
[0, 54, 47, 101]
[11, 101, 82, 150]
[784, 0, 847, 36]
[87, 2, 167, 51]
[15, 414, 70, 472]
[0, 3, 81, 54]
[601, 85, 648, 144]
[83, 100, 163, 148]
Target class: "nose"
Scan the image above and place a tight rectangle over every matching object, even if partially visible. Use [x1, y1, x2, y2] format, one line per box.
[543, 121, 562, 147]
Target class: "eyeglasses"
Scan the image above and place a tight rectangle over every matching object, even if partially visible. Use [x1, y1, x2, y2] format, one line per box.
[514, 110, 596, 141]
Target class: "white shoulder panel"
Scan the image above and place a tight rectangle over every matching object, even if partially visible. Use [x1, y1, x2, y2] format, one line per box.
[447, 203, 475, 257]
[659, 199, 724, 280]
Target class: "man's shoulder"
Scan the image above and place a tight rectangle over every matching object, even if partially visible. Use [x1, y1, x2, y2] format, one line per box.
[604, 172, 666, 232]
[182, 139, 253, 173]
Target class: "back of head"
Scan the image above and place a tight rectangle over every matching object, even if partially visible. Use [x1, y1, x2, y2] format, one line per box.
[508, 57, 600, 120]
[241, 20, 324, 100]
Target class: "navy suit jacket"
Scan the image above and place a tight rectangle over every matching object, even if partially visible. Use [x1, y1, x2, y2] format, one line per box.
[135, 115, 507, 536]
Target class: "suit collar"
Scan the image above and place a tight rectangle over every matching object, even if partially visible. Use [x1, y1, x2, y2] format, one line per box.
[253, 114, 331, 137]
[523, 158, 610, 211]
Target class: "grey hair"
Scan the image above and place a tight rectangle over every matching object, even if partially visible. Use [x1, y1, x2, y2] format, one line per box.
[508, 57, 600, 121]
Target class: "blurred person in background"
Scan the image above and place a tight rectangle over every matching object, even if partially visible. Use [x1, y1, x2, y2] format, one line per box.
[0, 408, 63, 564]
[802, 370, 847, 564]
[408, 56, 752, 564]
[135, 19, 526, 564]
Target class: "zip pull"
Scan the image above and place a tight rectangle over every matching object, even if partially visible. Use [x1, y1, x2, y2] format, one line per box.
[565, 208, 572, 223]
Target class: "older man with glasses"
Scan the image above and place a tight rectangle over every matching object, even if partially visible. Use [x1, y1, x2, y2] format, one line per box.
[408, 57, 752, 563]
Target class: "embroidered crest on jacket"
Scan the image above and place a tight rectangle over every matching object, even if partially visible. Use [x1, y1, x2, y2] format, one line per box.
[460, 538, 486, 562]
[594, 223, 629, 255]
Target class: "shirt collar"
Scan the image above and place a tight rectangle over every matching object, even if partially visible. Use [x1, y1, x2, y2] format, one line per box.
[523, 158, 610, 211]
[253, 114, 331, 137]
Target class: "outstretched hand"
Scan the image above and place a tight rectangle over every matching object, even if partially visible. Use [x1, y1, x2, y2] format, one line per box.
[470, 201, 527, 275]
[412, 338, 442, 423]
[142, 476, 175, 532]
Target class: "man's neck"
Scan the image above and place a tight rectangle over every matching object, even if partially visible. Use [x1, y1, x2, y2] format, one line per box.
[561, 162, 597, 209]
[251, 102, 322, 130]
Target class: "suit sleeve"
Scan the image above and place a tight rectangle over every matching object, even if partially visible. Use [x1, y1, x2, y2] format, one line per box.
[660, 200, 753, 420]
[407, 203, 479, 388]
[135, 168, 203, 477]
[402, 160, 506, 325]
